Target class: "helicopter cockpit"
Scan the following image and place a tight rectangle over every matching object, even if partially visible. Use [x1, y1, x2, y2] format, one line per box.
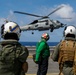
[30, 20, 38, 24]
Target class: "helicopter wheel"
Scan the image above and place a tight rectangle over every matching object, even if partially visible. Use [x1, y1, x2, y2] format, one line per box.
[50, 28, 53, 32]
[50, 25, 54, 32]
[32, 32, 34, 34]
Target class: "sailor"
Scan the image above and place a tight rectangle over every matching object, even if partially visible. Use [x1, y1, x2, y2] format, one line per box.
[52, 26, 76, 75]
[35, 33, 50, 75]
[0, 21, 29, 75]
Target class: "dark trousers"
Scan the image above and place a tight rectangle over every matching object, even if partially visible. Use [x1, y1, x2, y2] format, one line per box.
[37, 57, 49, 75]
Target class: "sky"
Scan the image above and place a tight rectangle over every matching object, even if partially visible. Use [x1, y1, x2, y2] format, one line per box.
[0, 0, 76, 42]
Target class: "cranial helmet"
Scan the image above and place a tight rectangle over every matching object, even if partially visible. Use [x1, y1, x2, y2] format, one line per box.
[63, 25, 76, 38]
[1, 21, 21, 40]
[41, 33, 50, 41]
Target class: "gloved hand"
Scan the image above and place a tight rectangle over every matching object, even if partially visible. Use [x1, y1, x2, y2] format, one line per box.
[35, 60, 39, 64]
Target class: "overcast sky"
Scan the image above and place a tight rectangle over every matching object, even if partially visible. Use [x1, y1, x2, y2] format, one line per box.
[0, 0, 76, 42]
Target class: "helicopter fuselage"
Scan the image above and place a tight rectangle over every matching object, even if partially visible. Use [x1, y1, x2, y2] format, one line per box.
[20, 18, 64, 32]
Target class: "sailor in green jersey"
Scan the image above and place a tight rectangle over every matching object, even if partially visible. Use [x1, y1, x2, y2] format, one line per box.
[35, 33, 50, 75]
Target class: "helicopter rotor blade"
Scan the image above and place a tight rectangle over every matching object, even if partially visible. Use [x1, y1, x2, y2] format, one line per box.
[59, 18, 72, 19]
[14, 11, 43, 17]
[47, 6, 64, 17]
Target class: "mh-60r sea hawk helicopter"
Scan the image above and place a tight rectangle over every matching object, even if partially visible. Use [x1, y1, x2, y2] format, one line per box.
[14, 6, 67, 34]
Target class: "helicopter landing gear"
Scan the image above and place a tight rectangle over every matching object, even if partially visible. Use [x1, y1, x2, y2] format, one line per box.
[50, 28, 53, 32]
[50, 25, 54, 32]
[32, 32, 34, 34]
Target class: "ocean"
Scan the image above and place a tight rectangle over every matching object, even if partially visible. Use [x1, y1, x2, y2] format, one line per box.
[20, 42, 59, 46]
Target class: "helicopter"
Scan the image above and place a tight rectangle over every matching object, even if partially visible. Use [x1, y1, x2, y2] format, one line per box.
[14, 6, 67, 34]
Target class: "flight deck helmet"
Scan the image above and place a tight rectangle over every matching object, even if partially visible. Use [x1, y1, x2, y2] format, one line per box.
[41, 33, 50, 41]
[1, 21, 21, 40]
[63, 25, 76, 38]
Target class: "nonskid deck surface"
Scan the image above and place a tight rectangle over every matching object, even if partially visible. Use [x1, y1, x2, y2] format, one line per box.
[26, 73, 59, 75]
[26, 57, 59, 75]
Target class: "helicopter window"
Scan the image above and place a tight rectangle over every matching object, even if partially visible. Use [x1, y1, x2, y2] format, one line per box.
[45, 20, 48, 25]
[30, 20, 38, 24]
[46, 22, 48, 25]
[56, 20, 60, 23]
[35, 25, 38, 27]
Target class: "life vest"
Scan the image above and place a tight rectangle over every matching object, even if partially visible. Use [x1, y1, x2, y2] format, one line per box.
[0, 42, 28, 75]
[58, 40, 76, 63]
